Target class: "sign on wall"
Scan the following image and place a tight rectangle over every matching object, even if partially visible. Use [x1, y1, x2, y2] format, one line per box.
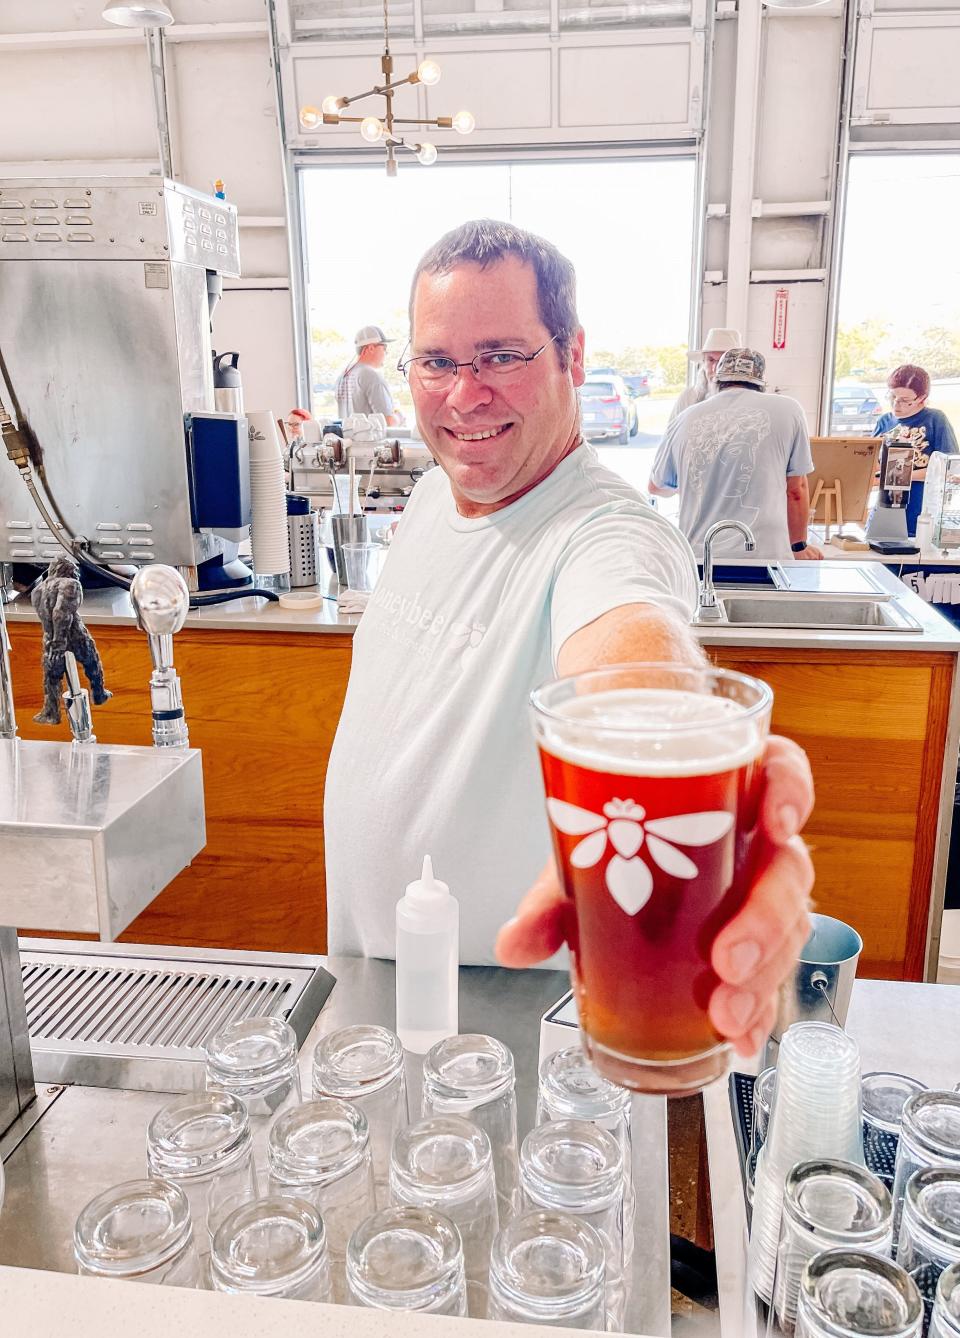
[773, 287, 789, 350]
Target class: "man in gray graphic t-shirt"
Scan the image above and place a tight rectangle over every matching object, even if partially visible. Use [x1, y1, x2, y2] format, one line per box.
[650, 347, 823, 561]
[335, 324, 403, 424]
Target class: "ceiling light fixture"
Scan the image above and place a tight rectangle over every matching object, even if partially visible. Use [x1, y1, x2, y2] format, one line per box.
[102, 1, 174, 26]
[298, 0, 474, 176]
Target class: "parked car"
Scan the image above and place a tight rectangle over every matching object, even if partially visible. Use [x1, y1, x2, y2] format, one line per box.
[830, 382, 883, 436]
[622, 372, 652, 399]
[580, 376, 638, 444]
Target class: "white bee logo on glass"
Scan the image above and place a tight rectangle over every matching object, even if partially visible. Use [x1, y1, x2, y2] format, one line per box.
[546, 797, 734, 917]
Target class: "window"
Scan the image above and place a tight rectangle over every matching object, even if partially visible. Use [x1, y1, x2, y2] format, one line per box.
[301, 156, 695, 488]
[831, 153, 960, 441]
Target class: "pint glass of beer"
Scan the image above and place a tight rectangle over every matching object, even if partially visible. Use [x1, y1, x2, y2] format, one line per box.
[530, 664, 772, 1096]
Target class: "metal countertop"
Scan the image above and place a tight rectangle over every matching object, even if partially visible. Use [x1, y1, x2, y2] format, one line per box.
[0, 954, 672, 1336]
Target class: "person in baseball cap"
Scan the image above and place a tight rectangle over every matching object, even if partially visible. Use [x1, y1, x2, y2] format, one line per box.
[668, 326, 742, 425]
[650, 345, 823, 562]
[336, 325, 403, 425]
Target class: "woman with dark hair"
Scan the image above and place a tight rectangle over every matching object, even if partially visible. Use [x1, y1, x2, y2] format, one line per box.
[873, 364, 958, 536]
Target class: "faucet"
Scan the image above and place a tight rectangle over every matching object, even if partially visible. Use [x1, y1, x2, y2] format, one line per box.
[697, 520, 757, 622]
[130, 565, 191, 748]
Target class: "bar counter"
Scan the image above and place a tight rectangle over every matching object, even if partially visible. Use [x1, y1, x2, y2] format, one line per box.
[4, 564, 959, 982]
[0, 956, 672, 1336]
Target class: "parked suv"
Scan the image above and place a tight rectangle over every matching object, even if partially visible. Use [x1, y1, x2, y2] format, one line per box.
[623, 372, 652, 398]
[580, 376, 638, 444]
[830, 382, 883, 436]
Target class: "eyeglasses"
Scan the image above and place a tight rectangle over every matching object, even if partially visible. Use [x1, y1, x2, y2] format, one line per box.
[398, 334, 560, 386]
[889, 391, 922, 409]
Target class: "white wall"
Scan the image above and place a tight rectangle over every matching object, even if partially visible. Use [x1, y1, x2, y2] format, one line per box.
[2, 0, 960, 427]
[0, 0, 295, 414]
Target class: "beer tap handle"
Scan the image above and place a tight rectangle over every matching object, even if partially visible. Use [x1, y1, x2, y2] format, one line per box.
[130, 566, 190, 749]
[63, 651, 95, 745]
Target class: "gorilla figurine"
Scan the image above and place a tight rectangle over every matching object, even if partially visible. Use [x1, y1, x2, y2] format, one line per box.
[31, 556, 112, 725]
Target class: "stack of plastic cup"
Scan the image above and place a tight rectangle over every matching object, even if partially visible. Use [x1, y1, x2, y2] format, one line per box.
[748, 1022, 865, 1304]
[931, 1260, 960, 1337]
[747, 1067, 777, 1204]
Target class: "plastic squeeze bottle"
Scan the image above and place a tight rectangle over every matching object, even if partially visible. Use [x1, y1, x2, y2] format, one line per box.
[395, 856, 459, 1054]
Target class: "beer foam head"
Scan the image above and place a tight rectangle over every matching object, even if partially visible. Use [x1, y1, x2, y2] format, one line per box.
[538, 688, 764, 777]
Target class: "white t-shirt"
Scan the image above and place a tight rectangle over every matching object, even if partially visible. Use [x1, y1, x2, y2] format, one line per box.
[324, 443, 698, 965]
[650, 387, 814, 560]
[335, 361, 395, 419]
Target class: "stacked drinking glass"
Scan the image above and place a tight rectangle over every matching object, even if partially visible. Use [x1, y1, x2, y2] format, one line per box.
[422, 1034, 520, 1226]
[796, 1249, 923, 1338]
[74, 1179, 202, 1287]
[346, 1205, 468, 1315]
[312, 1024, 409, 1208]
[389, 1114, 499, 1318]
[772, 1158, 893, 1334]
[862, 1073, 927, 1182]
[487, 1209, 607, 1330]
[897, 1168, 960, 1323]
[748, 1022, 865, 1305]
[204, 1016, 302, 1176]
[209, 1195, 332, 1300]
[519, 1118, 626, 1331]
[931, 1260, 960, 1337]
[891, 1092, 960, 1246]
[266, 1096, 376, 1300]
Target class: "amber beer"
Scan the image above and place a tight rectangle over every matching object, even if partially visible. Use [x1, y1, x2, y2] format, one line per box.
[531, 665, 772, 1096]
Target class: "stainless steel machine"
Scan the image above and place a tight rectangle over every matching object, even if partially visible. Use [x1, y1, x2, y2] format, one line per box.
[289, 429, 436, 510]
[0, 177, 248, 586]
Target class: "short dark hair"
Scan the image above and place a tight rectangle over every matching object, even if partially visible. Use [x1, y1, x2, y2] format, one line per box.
[718, 381, 761, 392]
[888, 364, 930, 399]
[409, 219, 579, 369]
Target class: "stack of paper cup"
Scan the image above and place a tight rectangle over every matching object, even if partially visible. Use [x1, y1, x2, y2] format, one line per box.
[748, 1022, 865, 1304]
[247, 410, 291, 587]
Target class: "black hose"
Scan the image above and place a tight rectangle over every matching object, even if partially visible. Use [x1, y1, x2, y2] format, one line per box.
[189, 587, 280, 608]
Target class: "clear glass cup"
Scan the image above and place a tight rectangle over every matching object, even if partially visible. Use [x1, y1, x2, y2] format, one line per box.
[747, 1066, 777, 1204]
[341, 542, 383, 592]
[891, 1092, 960, 1246]
[205, 1016, 302, 1174]
[74, 1179, 201, 1286]
[519, 1118, 626, 1331]
[796, 1250, 922, 1338]
[931, 1260, 960, 1337]
[536, 1044, 634, 1263]
[146, 1091, 257, 1249]
[862, 1073, 927, 1180]
[422, 1034, 519, 1225]
[772, 1159, 894, 1334]
[346, 1205, 467, 1315]
[209, 1195, 332, 1300]
[389, 1114, 499, 1318]
[530, 663, 772, 1095]
[312, 1024, 408, 1207]
[748, 1023, 865, 1305]
[267, 1097, 376, 1301]
[488, 1209, 606, 1330]
[897, 1168, 960, 1317]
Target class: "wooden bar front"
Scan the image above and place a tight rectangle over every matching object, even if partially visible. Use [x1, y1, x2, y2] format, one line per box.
[8, 621, 954, 979]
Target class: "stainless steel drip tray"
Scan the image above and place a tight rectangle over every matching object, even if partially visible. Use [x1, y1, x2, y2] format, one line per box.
[19, 938, 336, 1093]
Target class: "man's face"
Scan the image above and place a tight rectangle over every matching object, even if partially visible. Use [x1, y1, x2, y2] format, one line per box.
[703, 351, 723, 379]
[365, 343, 387, 368]
[409, 256, 585, 516]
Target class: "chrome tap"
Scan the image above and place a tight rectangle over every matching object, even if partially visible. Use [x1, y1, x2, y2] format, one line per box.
[130, 565, 191, 748]
[0, 592, 15, 740]
[697, 521, 757, 622]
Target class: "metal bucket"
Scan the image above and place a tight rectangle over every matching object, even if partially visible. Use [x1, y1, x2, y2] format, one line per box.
[763, 913, 863, 1067]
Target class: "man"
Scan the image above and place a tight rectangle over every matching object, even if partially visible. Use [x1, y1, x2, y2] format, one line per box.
[335, 324, 403, 425]
[668, 326, 741, 425]
[325, 223, 814, 1059]
[650, 347, 823, 562]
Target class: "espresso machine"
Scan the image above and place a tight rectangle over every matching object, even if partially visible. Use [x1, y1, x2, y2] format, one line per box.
[0, 177, 250, 590]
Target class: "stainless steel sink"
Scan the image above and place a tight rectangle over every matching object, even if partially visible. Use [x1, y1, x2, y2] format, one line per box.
[715, 595, 921, 632]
